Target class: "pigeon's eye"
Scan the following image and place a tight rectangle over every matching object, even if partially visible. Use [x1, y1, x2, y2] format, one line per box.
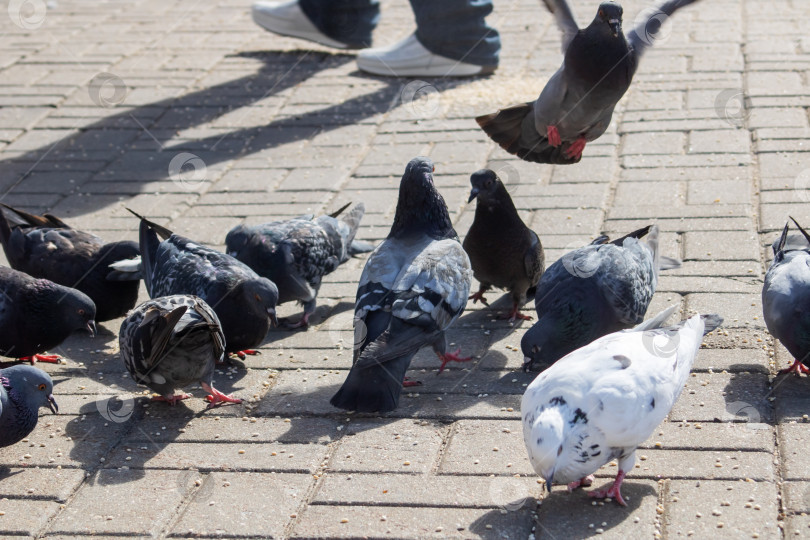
[255, 294, 261, 302]
[78, 309, 85, 315]
[557, 445, 564, 456]
[38, 383, 46, 391]
[599, 9, 605, 18]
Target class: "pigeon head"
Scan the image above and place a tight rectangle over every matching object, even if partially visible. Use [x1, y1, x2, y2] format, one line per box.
[237, 278, 279, 327]
[225, 225, 251, 258]
[594, 1, 623, 37]
[525, 407, 565, 487]
[29, 280, 97, 337]
[389, 157, 455, 240]
[2, 365, 58, 414]
[467, 169, 502, 203]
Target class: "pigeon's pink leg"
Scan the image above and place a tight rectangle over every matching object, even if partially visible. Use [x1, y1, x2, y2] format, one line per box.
[402, 377, 423, 388]
[779, 359, 810, 376]
[498, 303, 533, 322]
[567, 475, 595, 491]
[284, 312, 311, 329]
[546, 125, 562, 147]
[151, 393, 191, 406]
[19, 354, 61, 364]
[436, 348, 473, 374]
[469, 287, 490, 306]
[587, 470, 628, 506]
[230, 349, 260, 360]
[565, 136, 587, 160]
[201, 382, 242, 408]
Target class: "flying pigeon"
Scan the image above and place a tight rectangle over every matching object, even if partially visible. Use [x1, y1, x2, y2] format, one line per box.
[522, 306, 722, 505]
[0, 365, 58, 448]
[521, 224, 681, 371]
[120, 295, 241, 407]
[0, 266, 96, 364]
[126, 210, 279, 359]
[463, 169, 544, 321]
[0, 204, 140, 322]
[476, 0, 700, 163]
[330, 157, 473, 413]
[225, 202, 372, 328]
[763, 217, 810, 376]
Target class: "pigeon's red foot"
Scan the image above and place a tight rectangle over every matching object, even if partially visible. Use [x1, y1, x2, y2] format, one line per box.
[469, 289, 490, 306]
[567, 475, 595, 491]
[202, 383, 242, 408]
[284, 312, 311, 329]
[565, 136, 587, 160]
[436, 348, 473, 374]
[587, 470, 627, 506]
[231, 349, 260, 360]
[547, 125, 562, 147]
[152, 393, 191, 406]
[778, 359, 810, 376]
[403, 377, 423, 388]
[19, 354, 61, 364]
[498, 303, 533, 322]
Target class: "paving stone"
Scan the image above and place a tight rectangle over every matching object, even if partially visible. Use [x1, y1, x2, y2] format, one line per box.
[669, 371, 771, 423]
[441, 420, 533, 476]
[0, 467, 85, 502]
[0, 499, 62, 537]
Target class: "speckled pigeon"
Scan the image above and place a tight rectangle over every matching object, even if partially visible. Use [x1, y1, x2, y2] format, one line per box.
[0, 365, 58, 448]
[476, 0, 700, 163]
[0, 266, 96, 364]
[521, 224, 681, 371]
[330, 157, 472, 413]
[127, 210, 279, 359]
[225, 202, 372, 328]
[120, 295, 241, 407]
[0, 204, 140, 322]
[522, 307, 722, 505]
[763, 218, 810, 376]
[463, 169, 544, 321]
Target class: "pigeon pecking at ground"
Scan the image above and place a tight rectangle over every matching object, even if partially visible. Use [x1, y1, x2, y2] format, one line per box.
[330, 157, 473, 413]
[0, 365, 58, 448]
[0, 204, 140, 322]
[521, 224, 680, 371]
[476, 0, 700, 163]
[521, 306, 722, 506]
[763, 217, 810, 376]
[463, 169, 544, 322]
[126, 210, 279, 360]
[0, 266, 96, 364]
[225, 202, 372, 329]
[120, 295, 241, 407]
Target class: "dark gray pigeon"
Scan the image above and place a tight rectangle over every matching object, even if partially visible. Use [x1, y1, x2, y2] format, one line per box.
[763, 218, 810, 376]
[126, 210, 279, 360]
[224, 202, 372, 328]
[476, 0, 699, 163]
[120, 295, 241, 407]
[0, 365, 58, 448]
[0, 266, 96, 364]
[330, 157, 473, 413]
[463, 169, 545, 321]
[521, 224, 681, 371]
[0, 204, 140, 322]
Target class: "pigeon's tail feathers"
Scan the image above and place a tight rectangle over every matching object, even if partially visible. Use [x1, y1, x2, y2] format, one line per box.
[340, 202, 365, 247]
[0, 205, 12, 247]
[659, 256, 682, 271]
[0, 204, 69, 229]
[328, 202, 352, 219]
[131, 210, 169, 294]
[633, 305, 679, 332]
[133, 304, 188, 371]
[126, 208, 173, 240]
[348, 239, 375, 256]
[644, 225, 661, 280]
[107, 257, 143, 281]
[698, 314, 724, 335]
[476, 103, 537, 157]
[609, 225, 652, 245]
[329, 353, 413, 413]
[774, 221, 790, 257]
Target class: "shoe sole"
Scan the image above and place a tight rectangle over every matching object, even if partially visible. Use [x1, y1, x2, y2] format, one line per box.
[356, 59, 497, 78]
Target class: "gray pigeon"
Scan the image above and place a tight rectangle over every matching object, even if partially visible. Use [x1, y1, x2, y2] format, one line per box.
[126, 210, 279, 360]
[0, 204, 140, 322]
[763, 218, 810, 376]
[224, 202, 372, 328]
[0, 266, 96, 364]
[521, 225, 680, 371]
[0, 365, 58, 448]
[330, 157, 473, 413]
[120, 295, 241, 406]
[476, 0, 699, 163]
[463, 169, 544, 321]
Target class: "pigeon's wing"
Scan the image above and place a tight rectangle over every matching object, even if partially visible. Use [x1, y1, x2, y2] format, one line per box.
[541, 0, 580, 51]
[524, 229, 545, 284]
[130, 304, 188, 380]
[136, 215, 171, 295]
[596, 242, 656, 326]
[627, 0, 699, 60]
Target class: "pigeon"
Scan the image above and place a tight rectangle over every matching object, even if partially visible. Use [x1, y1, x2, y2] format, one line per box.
[224, 202, 372, 328]
[763, 217, 810, 376]
[521, 224, 681, 371]
[120, 295, 241, 407]
[0, 365, 58, 448]
[127, 210, 279, 359]
[521, 306, 722, 505]
[330, 157, 473, 413]
[476, 0, 699, 163]
[463, 169, 545, 321]
[0, 204, 140, 322]
[0, 266, 97, 364]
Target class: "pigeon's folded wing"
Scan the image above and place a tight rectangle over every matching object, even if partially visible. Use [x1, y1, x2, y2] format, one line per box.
[596, 245, 655, 326]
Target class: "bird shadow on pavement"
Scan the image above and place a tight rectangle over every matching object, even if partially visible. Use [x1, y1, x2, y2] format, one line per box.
[720, 368, 773, 426]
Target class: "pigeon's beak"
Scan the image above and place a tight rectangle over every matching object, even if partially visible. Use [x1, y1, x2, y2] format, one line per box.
[267, 308, 278, 327]
[86, 321, 97, 338]
[609, 19, 621, 37]
[468, 188, 480, 203]
[522, 356, 533, 372]
[228, 251, 238, 257]
[47, 394, 58, 414]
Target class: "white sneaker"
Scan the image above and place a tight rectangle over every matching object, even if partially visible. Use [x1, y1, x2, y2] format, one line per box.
[252, 0, 352, 49]
[357, 34, 496, 77]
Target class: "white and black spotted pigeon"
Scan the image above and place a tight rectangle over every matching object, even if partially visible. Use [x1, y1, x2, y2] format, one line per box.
[476, 0, 700, 163]
[0, 365, 58, 448]
[463, 169, 544, 321]
[0, 266, 96, 364]
[126, 210, 278, 360]
[521, 225, 681, 371]
[330, 157, 472, 413]
[120, 295, 241, 407]
[225, 202, 372, 328]
[522, 307, 722, 505]
[0, 204, 140, 322]
[763, 218, 810, 376]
